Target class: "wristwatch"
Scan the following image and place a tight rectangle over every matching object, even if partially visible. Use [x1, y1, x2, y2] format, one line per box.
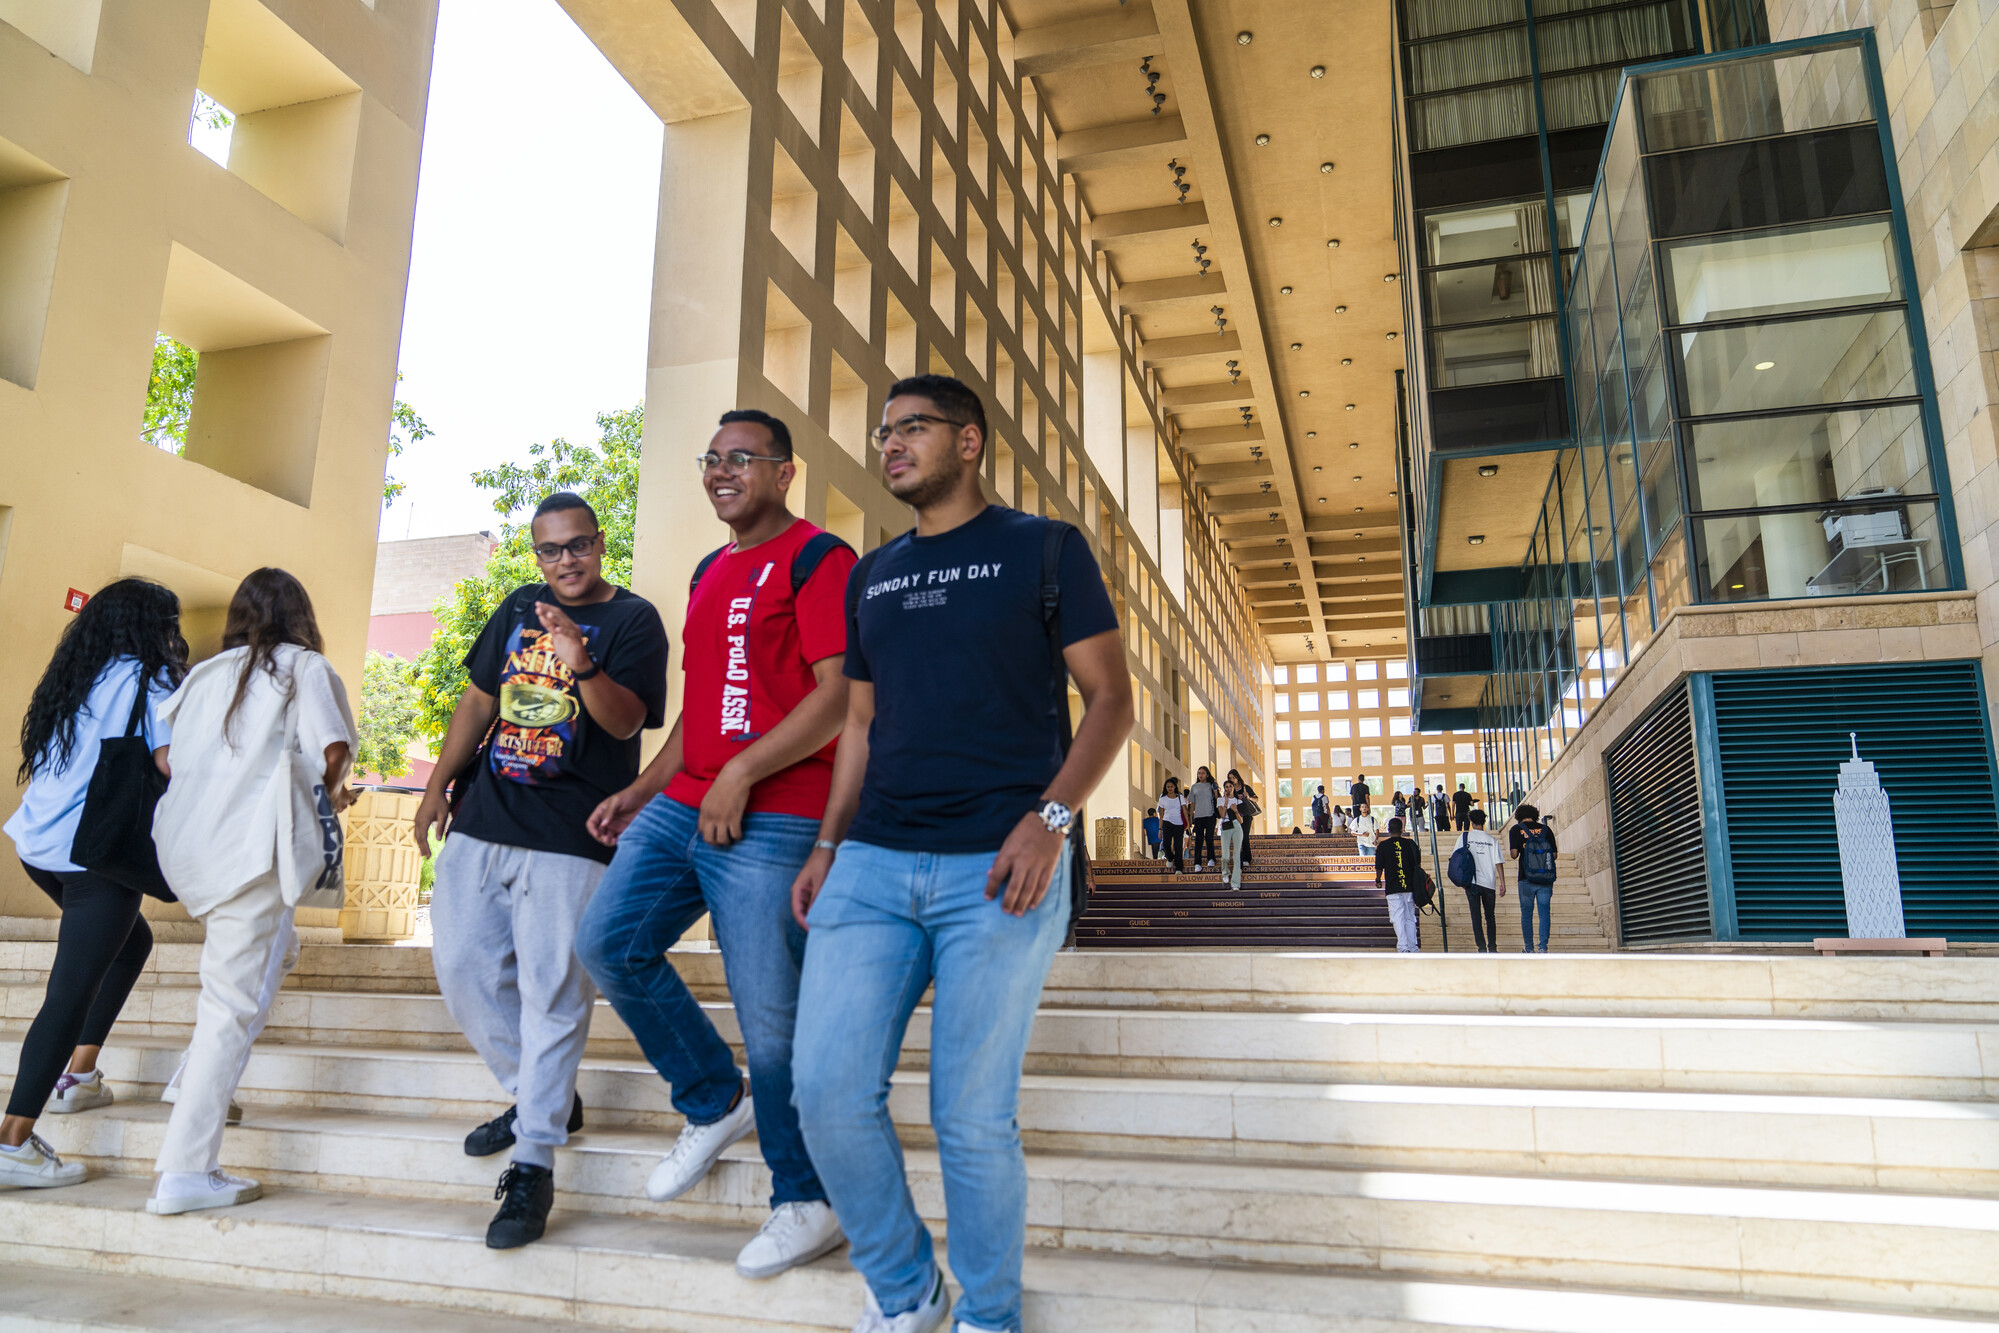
[573, 657, 601, 682]
[1036, 799, 1074, 834]
[814, 839, 839, 853]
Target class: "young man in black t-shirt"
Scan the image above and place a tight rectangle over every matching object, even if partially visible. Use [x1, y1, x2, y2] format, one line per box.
[789, 375, 1132, 1333]
[413, 493, 669, 1250]
[1374, 815, 1422, 952]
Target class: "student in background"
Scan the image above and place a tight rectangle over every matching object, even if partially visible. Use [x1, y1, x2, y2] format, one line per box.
[1310, 786, 1330, 835]
[1187, 766, 1220, 871]
[147, 569, 356, 1215]
[1141, 808, 1161, 860]
[1353, 806, 1379, 859]
[1375, 816, 1422, 952]
[1452, 783, 1476, 831]
[1217, 775, 1246, 891]
[0, 580, 187, 1189]
[1454, 809, 1506, 954]
[1510, 803, 1560, 954]
[1156, 778, 1187, 872]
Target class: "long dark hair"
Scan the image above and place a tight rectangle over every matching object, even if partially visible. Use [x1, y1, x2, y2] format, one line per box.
[221, 568, 323, 742]
[18, 579, 188, 784]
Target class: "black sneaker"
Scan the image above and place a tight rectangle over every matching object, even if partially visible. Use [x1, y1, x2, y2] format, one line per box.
[485, 1162, 554, 1249]
[463, 1094, 584, 1157]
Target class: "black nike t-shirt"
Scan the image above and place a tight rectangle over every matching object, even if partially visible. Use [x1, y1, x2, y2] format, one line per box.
[843, 506, 1120, 853]
[454, 583, 670, 864]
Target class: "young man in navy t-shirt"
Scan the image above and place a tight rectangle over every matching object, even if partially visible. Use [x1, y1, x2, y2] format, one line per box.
[574, 410, 856, 1280]
[790, 375, 1132, 1333]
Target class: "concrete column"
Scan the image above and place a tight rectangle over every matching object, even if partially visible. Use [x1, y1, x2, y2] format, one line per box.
[1127, 420, 1159, 562]
[634, 110, 749, 730]
[1083, 350, 1125, 507]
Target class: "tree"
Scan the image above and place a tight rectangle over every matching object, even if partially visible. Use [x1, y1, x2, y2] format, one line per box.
[142, 340, 426, 505]
[356, 651, 422, 779]
[412, 403, 643, 744]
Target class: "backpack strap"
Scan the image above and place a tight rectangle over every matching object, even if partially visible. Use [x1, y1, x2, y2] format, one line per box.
[791, 530, 855, 595]
[1041, 520, 1072, 757]
[688, 544, 730, 595]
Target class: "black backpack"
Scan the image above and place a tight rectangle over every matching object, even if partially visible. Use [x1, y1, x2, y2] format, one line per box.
[690, 530, 854, 597]
[1447, 837, 1478, 889]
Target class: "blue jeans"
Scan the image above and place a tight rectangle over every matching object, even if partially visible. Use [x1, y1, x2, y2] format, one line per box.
[1520, 880, 1553, 952]
[575, 796, 824, 1205]
[791, 840, 1070, 1333]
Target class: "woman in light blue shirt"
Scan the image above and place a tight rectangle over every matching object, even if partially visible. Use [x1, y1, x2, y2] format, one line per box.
[0, 579, 185, 1188]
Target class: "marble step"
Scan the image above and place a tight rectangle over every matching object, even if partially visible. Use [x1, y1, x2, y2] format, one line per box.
[27, 1097, 1999, 1309]
[18, 1037, 1999, 1193]
[12, 986, 1999, 1097]
[4, 1176, 1997, 1328]
[12, 941, 1999, 1021]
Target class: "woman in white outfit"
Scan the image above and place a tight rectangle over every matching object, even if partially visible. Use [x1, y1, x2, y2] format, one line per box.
[148, 569, 355, 1216]
[1217, 776, 1246, 891]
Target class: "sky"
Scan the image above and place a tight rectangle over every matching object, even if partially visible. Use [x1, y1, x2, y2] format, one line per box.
[377, 0, 664, 541]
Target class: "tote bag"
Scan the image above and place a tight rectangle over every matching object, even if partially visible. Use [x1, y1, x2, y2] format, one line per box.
[270, 695, 346, 910]
[70, 668, 176, 902]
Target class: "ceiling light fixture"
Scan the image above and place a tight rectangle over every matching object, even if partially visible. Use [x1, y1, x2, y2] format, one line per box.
[1384, 273, 1398, 282]
[1385, 331, 1398, 339]
[1334, 305, 1347, 313]
[1352, 475, 1362, 482]
[1467, 535, 1486, 545]
[1477, 464, 1498, 477]
[1306, 431, 1317, 438]
[1255, 133, 1271, 146]
[1327, 238, 1341, 248]
[1344, 403, 1355, 411]
[1320, 162, 1335, 174]
[1354, 506, 1364, 512]
[1290, 341, 1302, 350]
[1310, 64, 1326, 77]
[1237, 30, 1254, 44]
[1348, 441, 1360, 449]
[1280, 285, 1293, 295]
[1268, 216, 1283, 227]
[1754, 361, 1775, 370]
[1340, 357, 1352, 365]
[1317, 497, 1326, 503]
[1299, 390, 1311, 398]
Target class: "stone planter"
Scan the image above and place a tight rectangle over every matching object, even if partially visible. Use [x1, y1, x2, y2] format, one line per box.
[336, 788, 423, 942]
[1093, 815, 1126, 861]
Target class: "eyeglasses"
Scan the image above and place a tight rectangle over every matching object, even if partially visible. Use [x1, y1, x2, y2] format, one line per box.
[533, 534, 601, 563]
[696, 450, 788, 475]
[871, 413, 965, 446]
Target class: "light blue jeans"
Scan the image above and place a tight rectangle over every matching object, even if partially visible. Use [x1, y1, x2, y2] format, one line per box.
[1520, 880, 1554, 952]
[791, 839, 1070, 1333]
[575, 796, 824, 1205]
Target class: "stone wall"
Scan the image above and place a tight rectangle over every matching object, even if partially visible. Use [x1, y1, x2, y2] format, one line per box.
[368, 533, 494, 617]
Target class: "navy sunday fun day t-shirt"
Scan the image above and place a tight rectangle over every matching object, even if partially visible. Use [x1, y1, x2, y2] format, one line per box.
[843, 505, 1120, 853]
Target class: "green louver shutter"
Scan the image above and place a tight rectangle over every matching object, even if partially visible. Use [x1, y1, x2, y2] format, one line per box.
[1710, 662, 1999, 940]
[1608, 682, 1710, 942]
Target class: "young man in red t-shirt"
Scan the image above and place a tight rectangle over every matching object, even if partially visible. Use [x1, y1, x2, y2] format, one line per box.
[575, 409, 855, 1280]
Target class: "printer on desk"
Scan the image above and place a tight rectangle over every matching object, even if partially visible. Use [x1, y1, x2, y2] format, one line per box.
[1808, 488, 1927, 595]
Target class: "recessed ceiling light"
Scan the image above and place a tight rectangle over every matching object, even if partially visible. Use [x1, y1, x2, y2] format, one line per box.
[1340, 357, 1352, 365]
[1280, 285, 1293, 295]
[1327, 238, 1340, 248]
[1730, 583, 1745, 589]
[1384, 273, 1398, 282]
[1385, 331, 1398, 339]
[1344, 403, 1355, 411]
[1358, 555, 1366, 562]
[1312, 465, 1322, 472]
[1320, 162, 1335, 174]
[1352, 475, 1362, 482]
[1316, 497, 1326, 503]
[1268, 216, 1283, 227]
[1299, 390, 1311, 398]
[1334, 305, 1347, 313]
[1354, 506, 1364, 512]
[1348, 442, 1359, 449]
[1237, 30, 1254, 44]
[1478, 464, 1499, 477]
[1290, 342, 1302, 350]
[1467, 535, 1485, 545]
[1255, 133, 1271, 146]
[1306, 431, 1317, 437]
[1310, 65, 1326, 78]
[1754, 361, 1775, 370]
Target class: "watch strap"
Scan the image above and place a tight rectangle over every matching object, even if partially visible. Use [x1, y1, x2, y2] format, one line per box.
[573, 661, 602, 682]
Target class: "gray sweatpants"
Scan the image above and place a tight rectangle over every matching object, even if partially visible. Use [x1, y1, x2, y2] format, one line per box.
[430, 833, 604, 1169]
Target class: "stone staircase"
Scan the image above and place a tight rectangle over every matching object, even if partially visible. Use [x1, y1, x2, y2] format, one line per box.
[1080, 837, 1392, 947]
[1415, 848, 1609, 952]
[3, 939, 1999, 1329]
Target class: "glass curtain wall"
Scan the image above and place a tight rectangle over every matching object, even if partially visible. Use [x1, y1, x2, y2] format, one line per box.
[1475, 35, 1954, 802]
[1400, 0, 1700, 450]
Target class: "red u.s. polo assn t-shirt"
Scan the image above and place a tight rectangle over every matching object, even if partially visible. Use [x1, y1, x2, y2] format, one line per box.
[663, 518, 857, 819]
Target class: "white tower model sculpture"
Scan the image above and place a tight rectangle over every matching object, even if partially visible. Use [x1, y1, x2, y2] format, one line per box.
[1833, 733, 1907, 939]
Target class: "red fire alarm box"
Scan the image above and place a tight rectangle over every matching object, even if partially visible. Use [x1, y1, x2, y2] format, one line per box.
[64, 588, 89, 613]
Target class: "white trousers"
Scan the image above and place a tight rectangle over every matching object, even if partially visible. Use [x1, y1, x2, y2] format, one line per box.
[166, 908, 298, 1096]
[1386, 892, 1420, 952]
[1218, 824, 1244, 889]
[156, 871, 290, 1174]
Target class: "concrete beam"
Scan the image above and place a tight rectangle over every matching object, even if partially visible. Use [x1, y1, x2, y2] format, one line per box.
[1206, 492, 1285, 514]
[1176, 423, 1262, 450]
[1138, 330, 1240, 365]
[1308, 536, 1402, 559]
[1090, 201, 1208, 247]
[1014, 1, 1160, 77]
[1116, 272, 1231, 312]
[1190, 459, 1275, 484]
[1161, 379, 1254, 409]
[1057, 115, 1188, 174]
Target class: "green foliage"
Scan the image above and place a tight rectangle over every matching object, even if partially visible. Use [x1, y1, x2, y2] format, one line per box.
[142, 335, 198, 453]
[191, 91, 234, 132]
[412, 404, 644, 744]
[383, 372, 433, 504]
[356, 651, 422, 779]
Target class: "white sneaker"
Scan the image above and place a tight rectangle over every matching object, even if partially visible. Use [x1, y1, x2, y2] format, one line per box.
[853, 1265, 949, 1333]
[160, 1081, 244, 1123]
[0, 1134, 86, 1187]
[646, 1085, 755, 1202]
[46, 1070, 113, 1114]
[735, 1199, 845, 1278]
[147, 1168, 262, 1215]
